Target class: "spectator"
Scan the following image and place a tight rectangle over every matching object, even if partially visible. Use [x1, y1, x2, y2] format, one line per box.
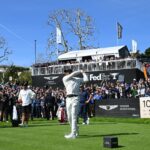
[18, 82, 36, 127]
[79, 85, 89, 125]
[44, 90, 55, 120]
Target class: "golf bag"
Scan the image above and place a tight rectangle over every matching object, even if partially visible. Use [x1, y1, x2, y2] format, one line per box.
[11, 105, 19, 127]
[57, 107, 67, 123]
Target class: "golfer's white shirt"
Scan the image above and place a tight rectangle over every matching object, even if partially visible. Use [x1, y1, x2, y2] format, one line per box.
[18, 89, 35, 106]
[63, 71, 88, 96]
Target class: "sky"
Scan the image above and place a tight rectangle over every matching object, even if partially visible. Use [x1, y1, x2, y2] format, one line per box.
[0, 0, 150, 67]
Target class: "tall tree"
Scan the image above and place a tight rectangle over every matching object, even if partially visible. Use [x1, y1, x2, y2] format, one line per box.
[144, 47, 150, 56]
[47, 9, 95, 57]
[63, 9, 94, 50]
[18, 71, 32, 85]
[0, 36, 11, 62]
[3, 65, 29, 83]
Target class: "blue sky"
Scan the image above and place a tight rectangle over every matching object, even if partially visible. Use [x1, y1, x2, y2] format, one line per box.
[0, 0, 150, 67]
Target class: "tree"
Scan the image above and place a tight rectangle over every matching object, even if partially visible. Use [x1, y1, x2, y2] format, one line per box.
[36, 53, 48, 63]
[18, 71, 32, 85]
[47, 9, 95, 57]
[3, 65, 30, 83]
[0, 36, 11, 62]
[131, 50, 143, 58]
[3, 65, 18, 83]
[63, 9, 94, 50]
[144, 47, 150, 57]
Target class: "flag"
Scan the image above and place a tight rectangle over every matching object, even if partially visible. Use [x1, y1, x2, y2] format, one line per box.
[132, 40, 137, 53]
[117, 22, 123, 39]
[56, 27, 62, 44]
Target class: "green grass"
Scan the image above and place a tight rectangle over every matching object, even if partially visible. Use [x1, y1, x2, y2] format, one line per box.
[0, 118, 150, 150]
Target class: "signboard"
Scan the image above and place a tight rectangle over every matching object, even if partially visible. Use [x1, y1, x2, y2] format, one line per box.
[32, 74, 64, 88]
[140, 97, 150, 118]
[32, 68, 144, 88]
[95, 98, 140, 118]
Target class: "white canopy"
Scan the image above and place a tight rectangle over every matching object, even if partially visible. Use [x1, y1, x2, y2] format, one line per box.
[58, 45, 126, 60]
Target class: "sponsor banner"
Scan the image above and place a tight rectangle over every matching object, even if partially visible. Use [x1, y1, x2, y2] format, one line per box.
[87, 69, 144, 84]
[32, 68, 144, 88]
[32, 74, 64, 88]
[140, 97, 150, 118]
[95, 98, 140, 118]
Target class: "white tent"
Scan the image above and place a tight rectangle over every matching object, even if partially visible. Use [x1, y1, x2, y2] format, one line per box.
[58, 45, 126, 60]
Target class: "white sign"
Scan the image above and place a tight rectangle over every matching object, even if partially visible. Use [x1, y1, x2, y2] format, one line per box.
[140, 97, 150, 118]
[89, 73, 120, 81]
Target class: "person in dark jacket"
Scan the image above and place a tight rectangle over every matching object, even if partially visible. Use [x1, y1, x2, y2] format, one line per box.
[44, 90, 55, 120]
[79, 85, 89, 125]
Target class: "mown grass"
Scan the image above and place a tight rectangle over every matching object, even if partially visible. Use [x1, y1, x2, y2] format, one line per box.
[92, 117, 150, 124]
[0, 117, 150, 150]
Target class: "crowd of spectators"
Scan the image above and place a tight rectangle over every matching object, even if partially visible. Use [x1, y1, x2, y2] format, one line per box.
[32, 55, 130, 68]
[0, 77, 150, 124]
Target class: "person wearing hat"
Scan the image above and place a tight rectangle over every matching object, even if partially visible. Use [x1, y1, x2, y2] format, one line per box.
[63, 69, 88, 139]
[18, 82, 35, 127]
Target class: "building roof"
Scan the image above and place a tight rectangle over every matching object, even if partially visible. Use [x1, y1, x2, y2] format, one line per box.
[58, 45, 126, 60]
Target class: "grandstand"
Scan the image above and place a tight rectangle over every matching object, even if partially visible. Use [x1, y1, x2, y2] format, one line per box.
[31, 45, 145, 87]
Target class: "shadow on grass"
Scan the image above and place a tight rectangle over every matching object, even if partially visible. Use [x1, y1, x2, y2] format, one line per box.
[103, 145, 125, 149]
[90, 122, 118, 125]
[0, 125, 12, 128]
[116, 145, 125, 148]
[79, 132, 139, 138]
[0, 122, 69, 128]
[79, 133, 138, 148]
[29, 122, 68, 127]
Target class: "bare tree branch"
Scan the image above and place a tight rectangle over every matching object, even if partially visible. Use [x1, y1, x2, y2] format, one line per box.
[0, 36, 11, 63]
[47, 9, 95, 55]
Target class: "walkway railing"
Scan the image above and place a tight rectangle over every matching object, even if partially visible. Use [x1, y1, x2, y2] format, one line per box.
[31, 58, 142, 76]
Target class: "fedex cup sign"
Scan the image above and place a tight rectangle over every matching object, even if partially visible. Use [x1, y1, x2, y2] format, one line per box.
[89, 73, 119, 81]
[140, 97, 150, 118]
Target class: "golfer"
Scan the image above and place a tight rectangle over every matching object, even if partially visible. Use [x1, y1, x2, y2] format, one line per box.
[63, 69, 88, 139]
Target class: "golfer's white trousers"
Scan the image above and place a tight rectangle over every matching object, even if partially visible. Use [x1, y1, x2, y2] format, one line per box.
[66, 96, 79, 135]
